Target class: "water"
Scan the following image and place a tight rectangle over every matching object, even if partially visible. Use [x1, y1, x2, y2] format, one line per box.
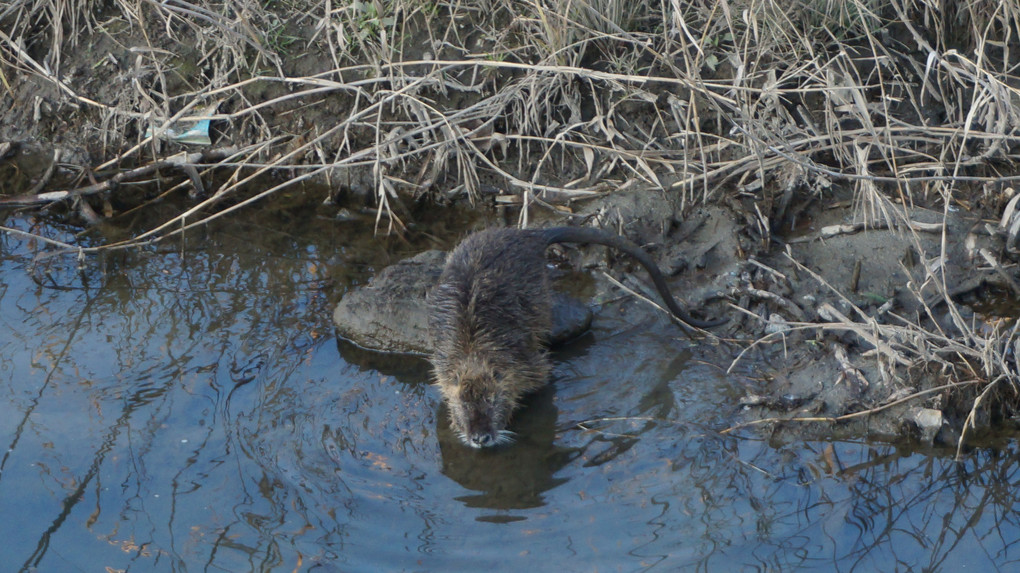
[2, 194, 1019, 572]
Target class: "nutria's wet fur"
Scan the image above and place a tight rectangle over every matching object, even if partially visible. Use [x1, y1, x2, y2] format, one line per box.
[428, 226, 724, 448]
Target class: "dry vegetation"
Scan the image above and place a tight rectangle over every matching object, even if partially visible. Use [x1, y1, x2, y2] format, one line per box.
[3, 0, 1020, 447]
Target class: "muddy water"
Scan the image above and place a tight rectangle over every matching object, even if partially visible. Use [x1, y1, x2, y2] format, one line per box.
[2, 195, 1020, 572]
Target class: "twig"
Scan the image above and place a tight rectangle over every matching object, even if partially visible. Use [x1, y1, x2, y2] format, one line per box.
[818, 220, 945, 239]
[0, 147, 240, 206]
[26, 149, 61, 195]
[977, 248, 1020, 298]
[574, 416, 656, 439]
[601, 272, 716, 334]
[0, 225, 76, 250]
[721, 380, 981, 435]
[737, 286, 806, 321]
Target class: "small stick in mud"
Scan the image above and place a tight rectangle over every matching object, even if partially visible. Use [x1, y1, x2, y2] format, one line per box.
[428, 226, 725, 448]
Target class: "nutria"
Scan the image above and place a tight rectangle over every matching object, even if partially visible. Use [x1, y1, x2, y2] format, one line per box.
[428, 226, 725, 448]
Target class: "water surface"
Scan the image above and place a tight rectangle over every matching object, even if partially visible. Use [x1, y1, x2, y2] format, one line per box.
[1, 196, 1019, 572]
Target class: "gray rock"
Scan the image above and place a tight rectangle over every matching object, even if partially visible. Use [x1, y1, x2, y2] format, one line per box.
[910, 407, 944, 444]
[333, 250, 593, 354]
[764, 313, 790, 335]
[333, 250, 444, 355]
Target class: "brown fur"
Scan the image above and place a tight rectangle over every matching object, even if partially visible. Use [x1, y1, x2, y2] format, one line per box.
[428, 226, 723, 448]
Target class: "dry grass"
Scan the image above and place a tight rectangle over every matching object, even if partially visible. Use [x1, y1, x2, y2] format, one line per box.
[3, 0, 1020, 442]
[2, 0, 1017, 221]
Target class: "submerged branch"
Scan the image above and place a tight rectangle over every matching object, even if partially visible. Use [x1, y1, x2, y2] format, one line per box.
[0, 147, 241, 207]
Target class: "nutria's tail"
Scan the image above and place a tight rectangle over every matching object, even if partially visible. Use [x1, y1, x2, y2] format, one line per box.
[539, 226, 727, 329]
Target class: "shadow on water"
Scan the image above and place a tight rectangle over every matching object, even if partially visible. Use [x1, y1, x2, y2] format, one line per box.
[3, 185, 1020, 571]
[436, 384, 577, 516]
[335, 338, 431, 380]
[336, 337, 576, 516]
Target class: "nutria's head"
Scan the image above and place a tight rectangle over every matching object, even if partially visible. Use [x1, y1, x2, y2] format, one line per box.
[435, 356, 522, 448]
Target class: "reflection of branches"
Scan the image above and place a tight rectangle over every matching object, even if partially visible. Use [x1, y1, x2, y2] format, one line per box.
[3, 212, 343, 567]
[19, 353, 173, 569]
[7, 290, 97, 569]
[0, 291, 95, 482]
[924, 449, 1020, 570]
[834, 444, 1020, 571]
[708, 435, 1020, 571]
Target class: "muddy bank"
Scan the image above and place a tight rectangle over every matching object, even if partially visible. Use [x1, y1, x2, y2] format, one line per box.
[331, 186, 1018, 448]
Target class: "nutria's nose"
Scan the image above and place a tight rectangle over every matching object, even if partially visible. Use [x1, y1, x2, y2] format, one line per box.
[469, 433, 494, 448]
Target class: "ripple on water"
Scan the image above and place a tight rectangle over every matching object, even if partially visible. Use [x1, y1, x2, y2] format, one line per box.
[4, 204, 1020, 572]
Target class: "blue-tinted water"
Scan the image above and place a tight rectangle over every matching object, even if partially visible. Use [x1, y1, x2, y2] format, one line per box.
[2, 201, 1018, 572]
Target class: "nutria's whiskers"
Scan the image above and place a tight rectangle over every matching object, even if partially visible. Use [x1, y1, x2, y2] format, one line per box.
[494, 430, 517, 447]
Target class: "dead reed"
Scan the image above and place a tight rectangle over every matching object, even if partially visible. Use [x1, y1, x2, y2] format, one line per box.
[0, 0, 1013, 224]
